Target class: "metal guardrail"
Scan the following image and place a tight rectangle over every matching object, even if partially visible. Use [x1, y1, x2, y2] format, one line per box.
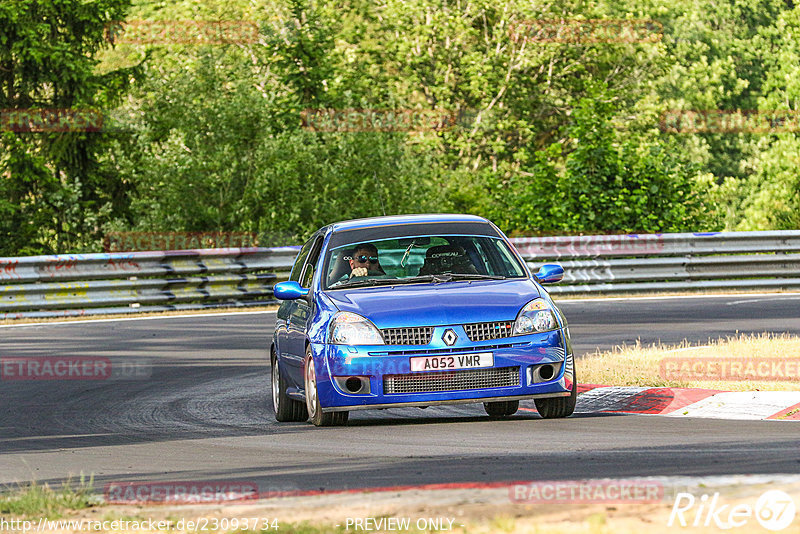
[1, 230, 799, 318]
[514, 230, 800, 294]
[0, 247, 298, 319]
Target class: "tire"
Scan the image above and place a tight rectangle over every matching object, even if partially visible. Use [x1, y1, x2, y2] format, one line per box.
[304, 347, 349, 427]
[271, 350, 308, 422]
[483, 400, 519, 417]
[534, 363, 577, 419]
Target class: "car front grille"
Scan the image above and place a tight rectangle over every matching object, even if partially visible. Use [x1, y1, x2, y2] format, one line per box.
[463, 321, 515, 342]
[383, 366, 520, 394]
[369, 342, 523, 357]
[381, 327, 434, 345]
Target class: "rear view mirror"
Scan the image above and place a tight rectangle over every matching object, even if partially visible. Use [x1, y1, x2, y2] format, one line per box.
[273, 281, 310, 300]
[534, 264, 564, 284]
[398, 237, 431, 246]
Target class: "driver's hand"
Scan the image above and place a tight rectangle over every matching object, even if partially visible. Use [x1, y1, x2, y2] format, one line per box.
[351, 267, 368, 277]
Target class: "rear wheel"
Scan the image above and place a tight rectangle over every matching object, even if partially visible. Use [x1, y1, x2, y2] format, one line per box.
[271, 350, 307, 422]
[304, 347, 349, 427]
[534, 365, 577, 419]
[483, 400, 519, 417]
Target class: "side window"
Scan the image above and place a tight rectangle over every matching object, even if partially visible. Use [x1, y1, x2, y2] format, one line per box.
[289, 238, 315, 283]
[491, 239, 527, 277]
[299, 236, 324, 289]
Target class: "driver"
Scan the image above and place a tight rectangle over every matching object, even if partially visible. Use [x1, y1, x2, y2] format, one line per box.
[348, 243, 384, 277]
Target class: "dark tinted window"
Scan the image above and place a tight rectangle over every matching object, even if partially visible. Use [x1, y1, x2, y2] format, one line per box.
[324, 235, 527, 289]
[289, 237, 315, 283]
[327, 221, 500, 249]
[299, 236, 324, 288]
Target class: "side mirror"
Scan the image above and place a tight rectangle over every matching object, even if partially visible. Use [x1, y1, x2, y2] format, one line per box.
[534, 264, 564, 284]
[273, 281, 310, 300]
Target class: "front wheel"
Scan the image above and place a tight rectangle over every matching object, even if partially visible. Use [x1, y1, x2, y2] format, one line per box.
[304, 348, 348, 427]
[483, 400, 519, 417]
[271, 350, 307, 422]
[534, 364, 577, 419]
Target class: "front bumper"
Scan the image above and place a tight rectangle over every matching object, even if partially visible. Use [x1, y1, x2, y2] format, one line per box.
[312, 328, 574, 412]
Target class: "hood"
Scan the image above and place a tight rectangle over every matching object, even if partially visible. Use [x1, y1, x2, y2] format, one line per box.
[324, 278, 541, 328]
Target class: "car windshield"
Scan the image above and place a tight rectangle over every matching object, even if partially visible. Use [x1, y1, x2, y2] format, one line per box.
[323, 235, 528, 289]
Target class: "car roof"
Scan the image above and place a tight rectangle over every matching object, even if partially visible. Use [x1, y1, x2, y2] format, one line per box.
[328, 214, 490, 233]
[321, 214, 502, 249]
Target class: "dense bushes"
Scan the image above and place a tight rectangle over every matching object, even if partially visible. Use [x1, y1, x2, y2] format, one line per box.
[1, 0, 798, 255]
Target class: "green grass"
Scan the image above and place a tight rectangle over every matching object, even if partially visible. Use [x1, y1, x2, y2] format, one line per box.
[579, 332, 800, 391]
[0, 476, 95, 518]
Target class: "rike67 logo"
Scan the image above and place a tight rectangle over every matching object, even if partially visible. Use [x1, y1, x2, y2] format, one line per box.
[669, 490, 796, 531]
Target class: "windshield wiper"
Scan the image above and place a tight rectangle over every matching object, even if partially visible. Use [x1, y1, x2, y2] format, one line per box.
[444, 273, 507, 281]
[329, 277, 402, 289]
[393, 273, 508, 284]
[381, 275, 439, 285]
[329, 279, 381, 289]
[333, 273, 508, 289]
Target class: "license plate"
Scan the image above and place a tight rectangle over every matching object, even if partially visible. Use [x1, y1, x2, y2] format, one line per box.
[410, 352, 494, 372]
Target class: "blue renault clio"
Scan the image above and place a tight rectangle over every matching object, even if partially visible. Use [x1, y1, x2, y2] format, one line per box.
[271, 214, 575, 426]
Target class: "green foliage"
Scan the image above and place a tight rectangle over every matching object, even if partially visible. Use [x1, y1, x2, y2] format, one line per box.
[557, 89, 622, 231]
[0, 0, 136, 255]
[108, 0, 441, 246]
[3, 0, 800, 257]
[727, 6, 800, 230]
[555, 88, 703, 233]
[0, 476, 94, 518]
[485, 85, 704, 235]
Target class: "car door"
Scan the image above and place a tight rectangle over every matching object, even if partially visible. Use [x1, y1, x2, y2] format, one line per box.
[275, 237, 315, 367]
[284, 234, 325, 388]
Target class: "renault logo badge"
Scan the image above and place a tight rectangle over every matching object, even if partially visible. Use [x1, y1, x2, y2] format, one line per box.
[442, 329, 458, 346]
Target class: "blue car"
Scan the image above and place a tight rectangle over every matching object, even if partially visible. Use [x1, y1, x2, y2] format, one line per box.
[270, 214, 576, 426]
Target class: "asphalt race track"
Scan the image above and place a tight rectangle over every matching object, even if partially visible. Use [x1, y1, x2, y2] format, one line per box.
[2, 293, 800, 492]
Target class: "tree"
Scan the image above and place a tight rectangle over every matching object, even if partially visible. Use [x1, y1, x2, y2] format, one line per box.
[552, 86, 704, 234]
[0, 0, 137, 255]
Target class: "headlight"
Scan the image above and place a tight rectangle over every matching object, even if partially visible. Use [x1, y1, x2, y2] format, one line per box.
[329, 312, 385, 345]
[513, 299, 559, 335]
